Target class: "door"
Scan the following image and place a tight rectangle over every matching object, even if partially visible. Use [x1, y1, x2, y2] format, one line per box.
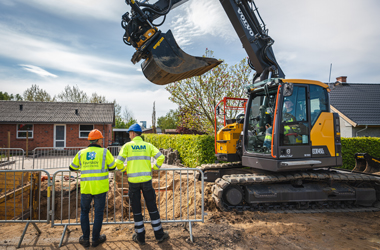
[54, 125, 66, 148]
[278, 84, 311, 158]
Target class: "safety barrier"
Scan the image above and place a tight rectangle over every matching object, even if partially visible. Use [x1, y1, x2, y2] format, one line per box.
[0, 169, 52, 248]
[51, 168, 204, 247]
[107, 146, 122, 157]
[0, 148, 25, 170]
[32, 147, 84, 169]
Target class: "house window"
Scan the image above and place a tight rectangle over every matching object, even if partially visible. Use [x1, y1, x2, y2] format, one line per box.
[17, 124, 33, 139]
[79, 125, 94, 138]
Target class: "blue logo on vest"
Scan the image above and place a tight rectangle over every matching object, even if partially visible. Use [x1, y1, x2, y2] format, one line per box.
[86, 152, 96, 160]
[131, 145, 146, 151]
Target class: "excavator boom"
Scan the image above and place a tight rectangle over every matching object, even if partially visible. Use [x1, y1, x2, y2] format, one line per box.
[121, 0, 284, 84]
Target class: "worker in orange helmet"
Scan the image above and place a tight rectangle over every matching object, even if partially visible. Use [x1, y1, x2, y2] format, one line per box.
[70, 129, 126, 247]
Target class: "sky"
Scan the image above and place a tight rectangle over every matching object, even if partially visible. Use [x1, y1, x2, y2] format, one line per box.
[1, 0, 380, 127]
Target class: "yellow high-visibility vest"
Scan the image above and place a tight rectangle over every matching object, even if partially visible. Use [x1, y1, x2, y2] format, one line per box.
[70, 146, 123, 195]
[115, 136, 165, 183]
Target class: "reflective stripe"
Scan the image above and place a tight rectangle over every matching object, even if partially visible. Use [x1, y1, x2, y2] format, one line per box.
[155, 163, 161, 169]
[151, 219, 161, 225]
[102, 148, 107, 170]
[78, 150, 82, 167]
[149, 211, 158, 214]
[117, 155, 126, 162]
[108, 160, 115, 168]
[153, 225, 162, 231]
[128, 172, 151, 178]
[81, 176, 109, 182]
[81, 169, 108, 174]
[154, 152, 162, 159]
[134, 221, 144, 226]
[135, 228, 145, 233]
[127, 156, 151, 161]
[71, 162, 79, 169]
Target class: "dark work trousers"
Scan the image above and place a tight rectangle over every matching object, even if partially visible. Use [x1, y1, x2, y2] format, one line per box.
[80, 192, 107, 242]
[129, 180, 165, 242]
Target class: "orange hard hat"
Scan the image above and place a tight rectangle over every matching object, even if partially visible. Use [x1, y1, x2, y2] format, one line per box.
[88, 129, 104, 140]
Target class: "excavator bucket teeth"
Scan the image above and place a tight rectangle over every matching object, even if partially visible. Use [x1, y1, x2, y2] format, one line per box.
[141, 30, 222, 85]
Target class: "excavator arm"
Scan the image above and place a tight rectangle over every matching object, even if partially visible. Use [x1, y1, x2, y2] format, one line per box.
[121, 0, 284, 85]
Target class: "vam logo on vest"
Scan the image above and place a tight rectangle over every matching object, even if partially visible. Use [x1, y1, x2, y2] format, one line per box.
[86, 152, 96, 160]
[131, 145, 146, 151]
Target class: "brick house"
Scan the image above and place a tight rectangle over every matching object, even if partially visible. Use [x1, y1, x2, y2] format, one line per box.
[0, 101, 115, 151]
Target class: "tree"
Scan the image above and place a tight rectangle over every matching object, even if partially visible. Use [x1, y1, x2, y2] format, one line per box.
[23, 84, 54, 102]
[0, 91, 23, 101]
[89, 93, 107, 103]
[115, 103, 137, 128]
[56, 85, 88, 102]
[157, 109, 179, 132]
[165, 49, 253, 134]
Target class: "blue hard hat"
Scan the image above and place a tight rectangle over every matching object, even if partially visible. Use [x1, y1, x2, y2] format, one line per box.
[127, 123, 142, 133]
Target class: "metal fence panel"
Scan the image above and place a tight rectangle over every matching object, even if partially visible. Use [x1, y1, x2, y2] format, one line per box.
[33, 147, 84, 169]
[0, 148, 25, 170]
[107, 146, 122, 157]
[0, 169, 52, 247]
[51, 168, 204, 246]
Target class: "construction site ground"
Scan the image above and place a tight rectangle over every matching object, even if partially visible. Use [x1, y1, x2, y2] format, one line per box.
[1, 207, 379, 249]
[1, 164, 380, 249]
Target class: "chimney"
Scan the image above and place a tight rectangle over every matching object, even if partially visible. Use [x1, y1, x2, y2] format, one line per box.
[336, 76, 347, 83]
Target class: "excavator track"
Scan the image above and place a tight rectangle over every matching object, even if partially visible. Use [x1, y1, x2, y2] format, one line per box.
[197, 163, 380, 213]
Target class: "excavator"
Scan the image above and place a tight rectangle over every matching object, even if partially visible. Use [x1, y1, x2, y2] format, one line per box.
[121, 0, 380, 212]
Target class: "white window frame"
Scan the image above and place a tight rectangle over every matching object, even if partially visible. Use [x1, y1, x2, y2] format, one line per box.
[79, 124, 94, 138]
[16, 124, 34, 139]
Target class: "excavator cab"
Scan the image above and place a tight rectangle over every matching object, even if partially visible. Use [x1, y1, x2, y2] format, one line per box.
[216, 78, 342, 173]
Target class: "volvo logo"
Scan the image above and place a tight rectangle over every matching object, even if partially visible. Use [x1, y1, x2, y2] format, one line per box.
[238, 8, 254, 37]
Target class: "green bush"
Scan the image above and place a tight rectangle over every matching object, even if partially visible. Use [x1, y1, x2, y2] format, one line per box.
[341, 137, 380, 169]
[142, 134, 216, 168]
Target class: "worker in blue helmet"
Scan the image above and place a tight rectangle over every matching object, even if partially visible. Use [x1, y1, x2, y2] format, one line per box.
[115, 123, 168, 245]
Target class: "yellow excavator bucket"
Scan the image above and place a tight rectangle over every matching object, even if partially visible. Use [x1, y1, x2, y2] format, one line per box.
[141, 30, 222, 85]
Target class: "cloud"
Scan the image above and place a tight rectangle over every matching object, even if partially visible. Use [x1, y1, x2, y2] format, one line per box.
[11, 0, 126, 22]
[0, 22, 145, 88]
[168, 0, 236, 47]
[19, 64, 58, 78]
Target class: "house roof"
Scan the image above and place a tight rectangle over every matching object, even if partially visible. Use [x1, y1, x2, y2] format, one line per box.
[329, 83, 380, 126]
[0, 101, 115, 124]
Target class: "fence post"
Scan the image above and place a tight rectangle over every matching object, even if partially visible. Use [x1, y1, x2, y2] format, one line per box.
[7, 131, 10, 161]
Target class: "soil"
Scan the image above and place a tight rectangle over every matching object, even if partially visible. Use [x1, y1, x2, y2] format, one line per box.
[1, 172, 380, 249]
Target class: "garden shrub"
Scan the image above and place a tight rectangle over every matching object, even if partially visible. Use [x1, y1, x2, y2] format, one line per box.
[142, 134, 216, 168]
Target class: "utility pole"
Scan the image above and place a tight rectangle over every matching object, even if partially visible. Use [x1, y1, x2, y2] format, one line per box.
[152, 101, 156, 134]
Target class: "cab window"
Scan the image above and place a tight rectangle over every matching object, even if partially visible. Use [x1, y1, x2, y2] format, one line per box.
[310, 85, 329, 126]
[280, 86, 309, 146]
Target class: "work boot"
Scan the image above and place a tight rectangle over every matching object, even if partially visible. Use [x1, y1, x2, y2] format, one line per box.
[92, 234, 106, 247]
[132, 233, 146, 245]
[79, 236, 90, 247]
[157, 232, 169, 243]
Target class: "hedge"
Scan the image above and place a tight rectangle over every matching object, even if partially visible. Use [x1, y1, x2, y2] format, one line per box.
[142, 134, 380, 170]
[142, 134, 216, 168]
[341, 137, 380, 169]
